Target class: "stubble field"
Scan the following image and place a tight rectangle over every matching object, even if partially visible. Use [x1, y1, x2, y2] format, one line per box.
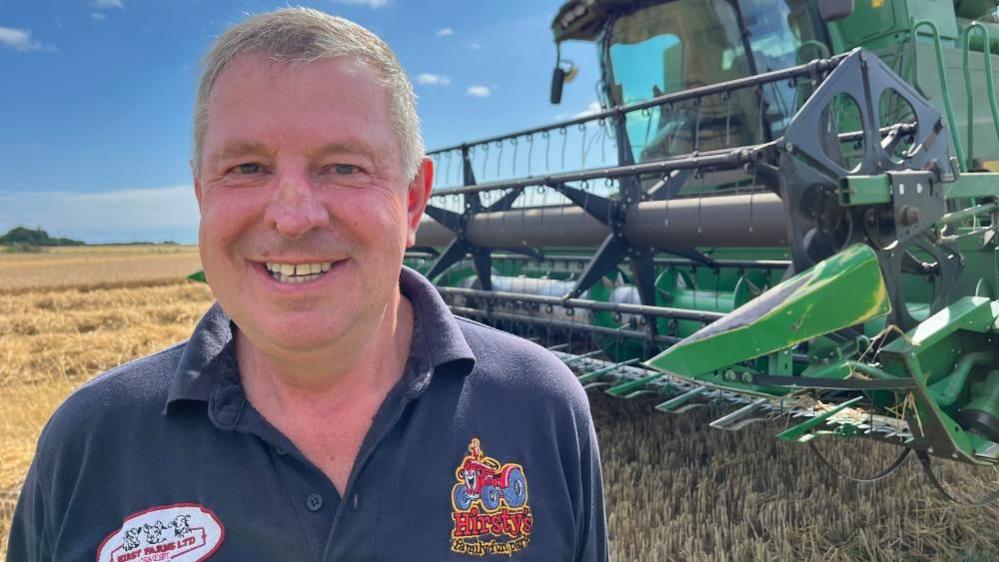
[1, 246, 997, 560]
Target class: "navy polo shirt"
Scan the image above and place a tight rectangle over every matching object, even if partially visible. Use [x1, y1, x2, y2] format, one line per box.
[7, 267, 607, 561]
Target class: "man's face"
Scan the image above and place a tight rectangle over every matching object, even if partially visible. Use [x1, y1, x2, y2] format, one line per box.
[195, 54, 431, 353]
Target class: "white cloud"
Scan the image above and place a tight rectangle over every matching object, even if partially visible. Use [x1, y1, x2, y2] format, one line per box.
[91, 12, 107, 20]
[417, 73, 451, 85]
[469, 41, 483, 50]
[436, 27, 453, 37]
[466, 85, 491, 98]
[93, 0, 124, 7]
[330, 0, 390, 8]
[0, 185, 199, 243]
[0, 26, 42, 52]
[574, 101, 603, 118]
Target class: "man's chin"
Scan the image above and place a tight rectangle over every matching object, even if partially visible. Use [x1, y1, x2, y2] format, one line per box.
[237, 315, 353, 352]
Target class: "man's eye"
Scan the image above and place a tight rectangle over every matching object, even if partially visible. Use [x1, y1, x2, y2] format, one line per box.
[233, 163, 261, 174]
[333, 164, 357, 175]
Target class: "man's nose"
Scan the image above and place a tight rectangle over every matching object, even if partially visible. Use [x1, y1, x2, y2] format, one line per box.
[265, 170, 331, 238]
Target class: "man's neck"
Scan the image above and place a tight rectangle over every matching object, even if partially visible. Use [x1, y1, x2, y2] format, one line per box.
[236, 291, 414, 414]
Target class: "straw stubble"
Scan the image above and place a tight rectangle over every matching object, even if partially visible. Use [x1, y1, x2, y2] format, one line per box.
[1, 248, 997, 559]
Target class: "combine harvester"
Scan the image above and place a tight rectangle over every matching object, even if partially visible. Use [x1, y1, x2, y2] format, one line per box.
[408, 0, 999, 502]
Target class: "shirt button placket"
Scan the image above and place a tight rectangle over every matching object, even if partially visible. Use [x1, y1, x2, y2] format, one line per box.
[306, 492, 324, 512]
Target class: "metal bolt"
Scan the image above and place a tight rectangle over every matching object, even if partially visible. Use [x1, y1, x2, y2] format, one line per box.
[725, 369, 738, 382]
[785, 142, 794, 153]
[741, 372, 755, 384]
[899, 205, 921, 226]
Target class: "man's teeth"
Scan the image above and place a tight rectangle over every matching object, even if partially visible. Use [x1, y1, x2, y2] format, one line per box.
[264, 262, 334, 283]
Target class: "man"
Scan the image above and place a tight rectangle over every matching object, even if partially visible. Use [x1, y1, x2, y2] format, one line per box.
[6, 8, 607, 561]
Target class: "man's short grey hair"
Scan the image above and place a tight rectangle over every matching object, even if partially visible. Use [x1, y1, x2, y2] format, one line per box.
[192, 7, 423, 178]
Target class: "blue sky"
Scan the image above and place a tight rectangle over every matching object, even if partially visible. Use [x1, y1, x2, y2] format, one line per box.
[0, 0, 601, 243]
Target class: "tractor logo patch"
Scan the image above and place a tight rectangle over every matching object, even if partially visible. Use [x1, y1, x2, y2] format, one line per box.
[96, 503, 224, 562]
[450, 437, 532, 556]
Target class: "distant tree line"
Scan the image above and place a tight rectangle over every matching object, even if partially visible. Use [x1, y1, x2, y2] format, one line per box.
[1, 226, 85, 252]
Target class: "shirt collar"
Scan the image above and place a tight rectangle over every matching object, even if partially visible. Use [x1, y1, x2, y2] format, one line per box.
[399, 265, 475, 377]
[164, 266, 476, 413]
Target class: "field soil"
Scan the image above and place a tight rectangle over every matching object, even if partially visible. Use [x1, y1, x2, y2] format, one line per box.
[1, 247, 997, 560]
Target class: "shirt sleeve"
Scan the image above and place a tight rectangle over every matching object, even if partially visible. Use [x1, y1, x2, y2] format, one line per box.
[575, 411, 609, 562]
[6, 456, 52, 562]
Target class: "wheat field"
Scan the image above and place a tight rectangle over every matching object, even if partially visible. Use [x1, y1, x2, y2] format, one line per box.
[1, 246, 997, 560]
[0, 245, 202, 293]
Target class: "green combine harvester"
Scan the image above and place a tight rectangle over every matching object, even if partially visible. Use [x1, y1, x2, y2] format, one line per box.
[406, 0, 999, 502]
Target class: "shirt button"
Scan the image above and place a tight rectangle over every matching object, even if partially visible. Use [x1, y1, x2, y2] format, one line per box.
[306, 493, 324, 512]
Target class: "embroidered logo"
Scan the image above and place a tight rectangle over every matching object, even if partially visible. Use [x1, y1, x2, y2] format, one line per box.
[96, 503, 224, 562]
[450, 437, 532, 556]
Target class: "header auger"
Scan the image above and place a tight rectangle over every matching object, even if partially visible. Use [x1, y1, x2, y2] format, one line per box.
[407, 0, 999, 502]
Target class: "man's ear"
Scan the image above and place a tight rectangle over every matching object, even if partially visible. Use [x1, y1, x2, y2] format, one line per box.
[406, 157, 434, 247]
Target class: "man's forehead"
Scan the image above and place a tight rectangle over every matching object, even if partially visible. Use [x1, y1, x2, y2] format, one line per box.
[204, 53, 390, 130]
[200, 53, 403, 170]
[212, 52, 377, 96]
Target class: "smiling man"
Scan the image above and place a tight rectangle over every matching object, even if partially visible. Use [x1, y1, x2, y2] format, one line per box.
[7, 8, 607, 561]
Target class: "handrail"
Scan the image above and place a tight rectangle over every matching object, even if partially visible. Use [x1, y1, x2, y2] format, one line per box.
[912, 19, 967, 171]
[962, 21, 999, 170]
[797, 40, 830, 63]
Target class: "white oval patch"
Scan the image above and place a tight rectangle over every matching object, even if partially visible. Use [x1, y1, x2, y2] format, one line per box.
[96, 503, 224, 562]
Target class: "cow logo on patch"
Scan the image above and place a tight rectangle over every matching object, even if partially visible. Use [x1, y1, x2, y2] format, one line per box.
[450, 438, 533, 556]
[96, 503, 224, 562]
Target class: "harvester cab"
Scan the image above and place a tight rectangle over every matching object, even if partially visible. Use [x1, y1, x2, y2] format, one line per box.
[552, 0, 834, 161]
[551, 0, 999, 168]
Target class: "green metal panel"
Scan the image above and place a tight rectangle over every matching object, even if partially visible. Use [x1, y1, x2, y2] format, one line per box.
[646, 244, 890, 378]
[943, 172, 999, 198]
[907, 0, 959, 39]
[876, 297, 999, 461]
[833, 0, 902, 48]
[912, 27, 999, 166]
[839, 172, 999, 202]
[839, 175, 892, 205]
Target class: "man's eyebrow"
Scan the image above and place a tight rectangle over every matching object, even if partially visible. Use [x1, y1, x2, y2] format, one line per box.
[211, 140, 270, 163]
[314, 140, 381, 162]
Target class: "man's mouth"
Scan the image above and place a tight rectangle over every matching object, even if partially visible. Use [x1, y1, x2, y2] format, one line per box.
[263, 261, 337, 284]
